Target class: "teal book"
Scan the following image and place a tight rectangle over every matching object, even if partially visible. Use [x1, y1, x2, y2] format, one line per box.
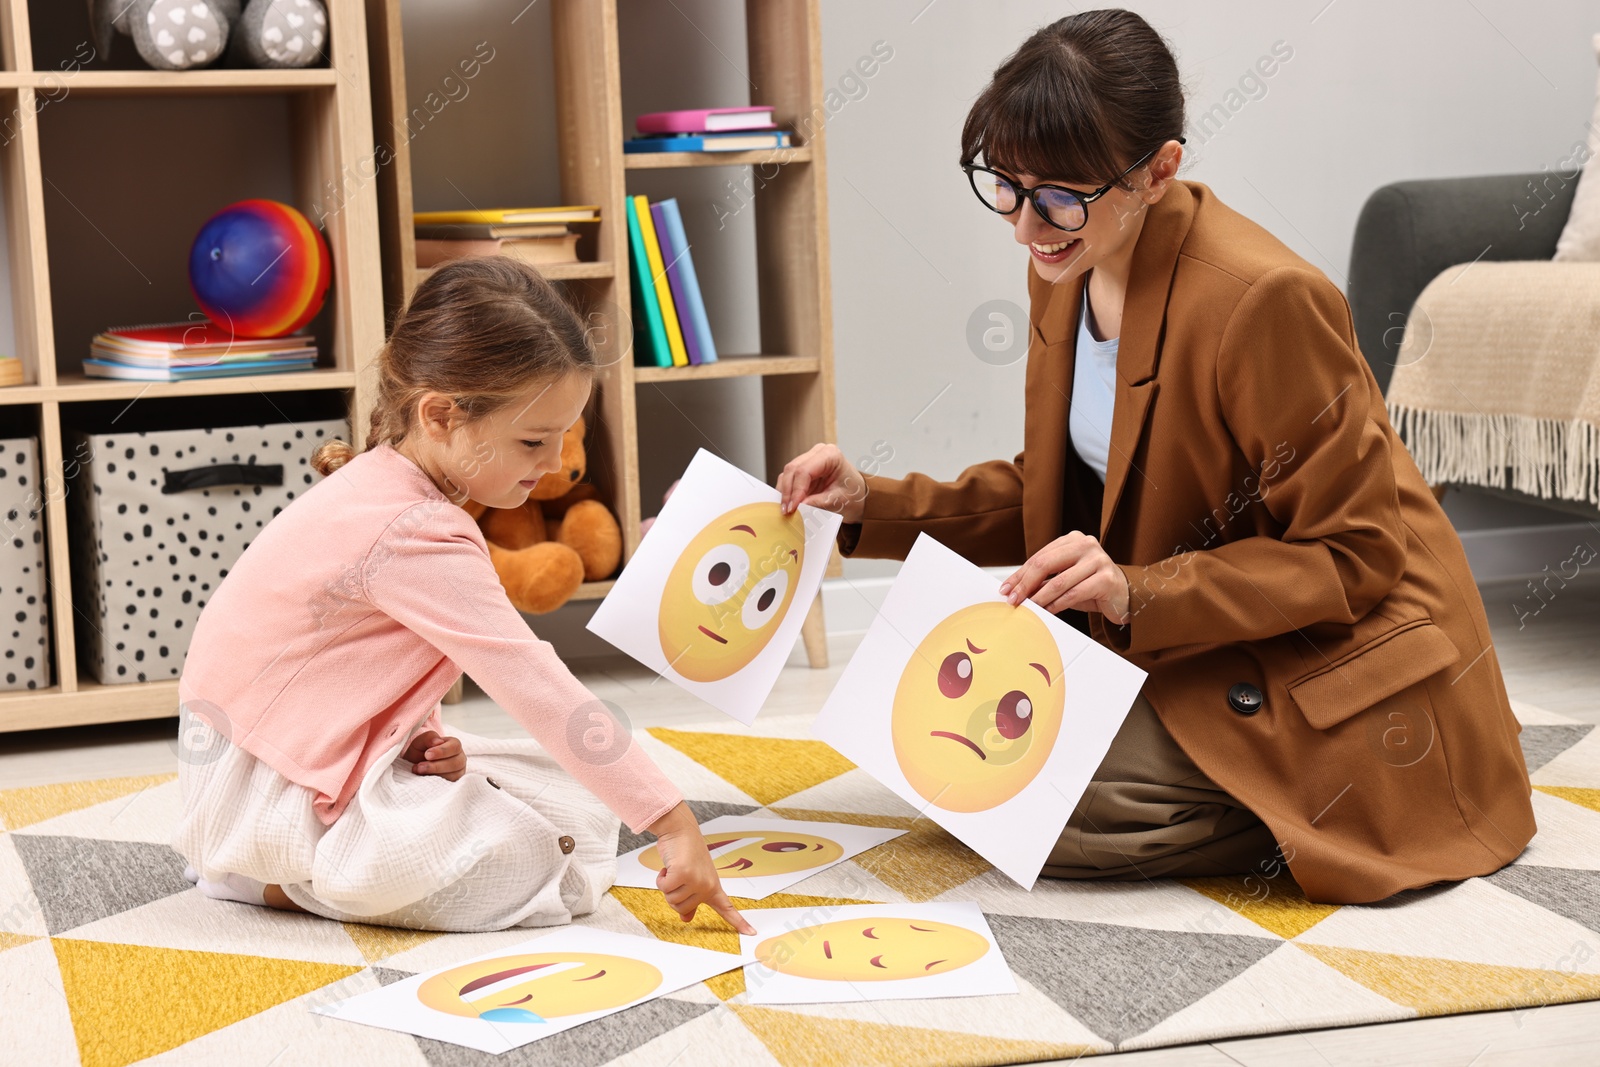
[624, 195, 672, 367]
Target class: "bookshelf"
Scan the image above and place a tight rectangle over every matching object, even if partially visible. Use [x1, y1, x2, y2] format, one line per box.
[0, 2, 384, 732]
[366, 0, 839, 671]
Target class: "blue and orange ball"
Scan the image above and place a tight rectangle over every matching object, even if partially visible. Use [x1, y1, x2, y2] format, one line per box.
[189, 199, 331, 338]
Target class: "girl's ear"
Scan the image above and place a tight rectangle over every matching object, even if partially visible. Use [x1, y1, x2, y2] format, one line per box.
[414, 392, 458, 441]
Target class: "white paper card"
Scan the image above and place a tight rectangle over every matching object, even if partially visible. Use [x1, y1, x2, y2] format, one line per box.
[310, 927, 748, 1054]
[739, 901, 1016, 1005]
[812, 533, 1147, 889]
[587, 447, 842, 724]
[613, 815, 907, 900]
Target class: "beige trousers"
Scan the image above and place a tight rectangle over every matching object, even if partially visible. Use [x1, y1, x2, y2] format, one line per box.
[1042, 693, 1283, 881]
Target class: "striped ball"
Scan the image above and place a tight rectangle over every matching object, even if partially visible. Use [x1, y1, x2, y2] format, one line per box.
[188, 199, 331, 338]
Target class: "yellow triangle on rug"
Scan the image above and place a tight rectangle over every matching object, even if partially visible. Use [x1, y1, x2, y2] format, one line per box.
[647, 728, 855, 806]
[1535, 785, 1600, 814]
[1295, 943, 1600, 1016]
[0, 930, 39, 954]
[339, 921, 444, 967]
[51, 937, 362, 1067]
[769, 807, 993, 902]
[729, 1004, 1098, 1067]
[1182, 872, 1342, 939]
[0, 774, 176, 833]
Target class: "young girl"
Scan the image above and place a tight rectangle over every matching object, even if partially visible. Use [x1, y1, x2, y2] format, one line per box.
[172, 255, 755, 935]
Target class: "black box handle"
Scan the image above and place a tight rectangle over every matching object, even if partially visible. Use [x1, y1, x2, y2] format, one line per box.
[161, 462, 284, 494]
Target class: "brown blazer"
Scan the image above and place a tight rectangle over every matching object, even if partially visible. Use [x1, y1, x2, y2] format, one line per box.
[839, 179, 1534, 904]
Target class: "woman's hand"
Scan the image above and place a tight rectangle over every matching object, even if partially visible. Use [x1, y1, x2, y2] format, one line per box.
[403, 730, 466, 781]
[646, 802, 757, 935]
[999, 531, 1133, 624]
[777, 443, 867, 523]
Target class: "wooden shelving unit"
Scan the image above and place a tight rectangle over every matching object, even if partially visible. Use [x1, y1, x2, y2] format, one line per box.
[0, 2, 384, 732]
[366, 0, 838, 667]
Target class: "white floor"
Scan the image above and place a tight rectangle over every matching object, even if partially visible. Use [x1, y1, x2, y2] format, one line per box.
[3, 571, 1598, 1065]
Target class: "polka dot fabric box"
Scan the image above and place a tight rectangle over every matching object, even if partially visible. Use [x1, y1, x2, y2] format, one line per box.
[0, 437, 50, 692]
[66, 419, 347, 685]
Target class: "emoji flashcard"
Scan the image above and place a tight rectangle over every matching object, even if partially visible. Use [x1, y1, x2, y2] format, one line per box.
[613, 815, 906, 900]
[310, 927, 748, 1054]
[739, 901, 1016, 1004]
[812, 533, 1147, 889]
[587, 448, 841, 724]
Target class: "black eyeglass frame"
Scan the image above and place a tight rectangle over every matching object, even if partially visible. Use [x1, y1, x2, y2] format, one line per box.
[961, 137, 1186, 232]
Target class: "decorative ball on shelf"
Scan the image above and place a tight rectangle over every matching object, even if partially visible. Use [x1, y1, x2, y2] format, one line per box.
[188, 198, 331, 338]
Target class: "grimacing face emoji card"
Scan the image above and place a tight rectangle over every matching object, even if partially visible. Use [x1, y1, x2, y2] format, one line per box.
[658, 501, 805, 682]
[812, 533, 1146, 889]
[613, 815, 907, 899]
[311, 928, 748, 1053]
[739, 902, 1017, 1004]
[586, 448, 841, 725]
[890, 601, 1066, 813]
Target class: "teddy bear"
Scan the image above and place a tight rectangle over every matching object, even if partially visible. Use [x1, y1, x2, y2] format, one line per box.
[88, 0, 328, 72]
[461, 416, 624, 615]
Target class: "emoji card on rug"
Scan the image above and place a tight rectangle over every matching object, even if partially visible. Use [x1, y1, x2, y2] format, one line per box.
[613, 815, 906, 900]
[812, 533, 1147, 889]
[587, 447, 841, 724]
[310, 927, 747, 1053]
[739, 901, 1015, 1004]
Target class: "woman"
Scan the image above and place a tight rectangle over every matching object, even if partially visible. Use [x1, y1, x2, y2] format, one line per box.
[777, 9, 1534, 904]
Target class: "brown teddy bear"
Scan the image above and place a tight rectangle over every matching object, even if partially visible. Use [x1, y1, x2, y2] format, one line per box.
[461, 415, 622, 614]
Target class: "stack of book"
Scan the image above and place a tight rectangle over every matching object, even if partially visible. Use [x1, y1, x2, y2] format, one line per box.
[625, 106, 793, 154]
[626, 195, 718, 368]
[413, 206, 600, 269]
[85, 321, 318, 381]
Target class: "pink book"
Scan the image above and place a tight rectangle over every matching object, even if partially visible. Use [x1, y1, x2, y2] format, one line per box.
[636, 106, 775, 135]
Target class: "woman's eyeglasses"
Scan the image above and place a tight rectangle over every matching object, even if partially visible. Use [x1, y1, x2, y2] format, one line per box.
[962, 138, 1183, 232]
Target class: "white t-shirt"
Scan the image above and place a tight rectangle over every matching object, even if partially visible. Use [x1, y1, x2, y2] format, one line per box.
[1069, 292, 1120, 483]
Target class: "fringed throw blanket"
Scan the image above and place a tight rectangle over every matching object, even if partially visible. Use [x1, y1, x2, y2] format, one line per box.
[1386, 261, 1600, 506]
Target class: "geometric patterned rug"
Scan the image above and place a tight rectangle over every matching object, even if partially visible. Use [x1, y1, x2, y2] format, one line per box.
[3, 699, 1599, 1066]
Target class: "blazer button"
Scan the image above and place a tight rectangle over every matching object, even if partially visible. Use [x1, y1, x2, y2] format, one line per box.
[1228, 682, 1263, 715]
[485, 776, 501, 790]
[558, 835, 576, 855]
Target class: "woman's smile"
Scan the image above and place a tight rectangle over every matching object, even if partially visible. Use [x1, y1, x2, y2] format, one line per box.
[1028, 237, 1082, 264]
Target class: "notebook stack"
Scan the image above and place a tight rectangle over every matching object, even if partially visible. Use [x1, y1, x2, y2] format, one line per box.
[624, 106, 793, 154]
[85, 321, 317, 381]
[626, 195, 718, 368]
[413, 206, 600, 270]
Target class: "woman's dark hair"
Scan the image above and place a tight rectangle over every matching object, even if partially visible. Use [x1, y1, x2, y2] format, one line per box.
[960, 8, 1186, 187]
[312, 255, 595, 476]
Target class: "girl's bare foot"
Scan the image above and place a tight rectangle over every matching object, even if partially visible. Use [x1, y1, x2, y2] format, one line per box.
[263, 883, 311, 914]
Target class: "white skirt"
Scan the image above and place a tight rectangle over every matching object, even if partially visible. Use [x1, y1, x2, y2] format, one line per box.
[171, 710, 623, 933]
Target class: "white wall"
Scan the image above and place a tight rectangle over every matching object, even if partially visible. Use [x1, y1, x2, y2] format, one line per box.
[398, 0, 1599, 616]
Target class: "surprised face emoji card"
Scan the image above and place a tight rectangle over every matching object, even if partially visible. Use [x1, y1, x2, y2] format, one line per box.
[812, 533, 1147, 888]
[587, 448, 841, 724]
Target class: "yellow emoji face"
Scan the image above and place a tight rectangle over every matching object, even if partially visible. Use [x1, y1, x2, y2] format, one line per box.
[890, 602, 1065, 812]
[755, 917, 989, 982]
[416, 952, 662, 1024]
[658, 502, 805, 682]
[637, 831, 845, 879]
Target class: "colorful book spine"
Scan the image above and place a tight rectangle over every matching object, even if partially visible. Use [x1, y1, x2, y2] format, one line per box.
[624, 131, 792, 154]
[651, 201, 701, 366]
[654, 198, 717, 365]
[634, 194, 689, 368]
[636, 106, 775, 135]
[624, 196, 672, 368]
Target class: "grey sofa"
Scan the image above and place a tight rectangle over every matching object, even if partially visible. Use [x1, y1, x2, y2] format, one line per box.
[1348, 172, 1597, 519]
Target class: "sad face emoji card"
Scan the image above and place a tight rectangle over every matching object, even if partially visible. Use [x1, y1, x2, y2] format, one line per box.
[812, 533, 1147, 888]
[587, 449, 841, 725]
[739, 901, 1016, 1004]
[613, 815, 906, 899]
